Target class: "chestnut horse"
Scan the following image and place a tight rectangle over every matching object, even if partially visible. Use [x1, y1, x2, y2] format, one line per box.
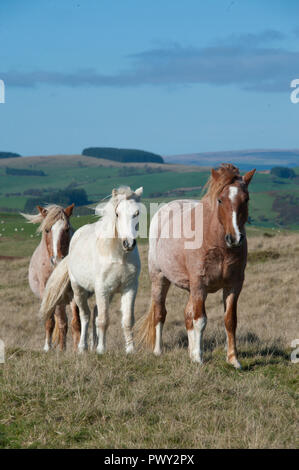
[22, 204, 81, 351]
[136, 164, 255, 368]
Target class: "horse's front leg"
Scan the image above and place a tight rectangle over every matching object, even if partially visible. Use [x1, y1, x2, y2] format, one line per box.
[95, 290, 109, 355]
[121, 286, 137, 354]
[184, 287, 207, 364]
[223, 285, 242, 369]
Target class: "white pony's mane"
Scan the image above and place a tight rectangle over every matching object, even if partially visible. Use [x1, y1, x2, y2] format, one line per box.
[21, 204, 68, 233]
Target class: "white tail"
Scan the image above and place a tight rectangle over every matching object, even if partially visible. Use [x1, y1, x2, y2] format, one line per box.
[40, 257, 71, 321]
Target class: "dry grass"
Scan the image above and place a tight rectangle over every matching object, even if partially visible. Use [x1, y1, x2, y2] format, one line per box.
[0, 231, 298, 448]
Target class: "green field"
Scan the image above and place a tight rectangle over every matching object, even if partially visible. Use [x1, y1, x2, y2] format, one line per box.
[0, 155, 298, 229]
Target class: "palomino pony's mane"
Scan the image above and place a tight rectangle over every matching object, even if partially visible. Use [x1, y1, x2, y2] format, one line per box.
[95, 186, 140, 255]
[203, 163, 242, 203]
[21, 205, 69, 233]
[95, 185, 141, 217]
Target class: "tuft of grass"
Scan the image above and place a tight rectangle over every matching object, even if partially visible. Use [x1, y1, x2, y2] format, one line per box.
[248, 250, 280, 263]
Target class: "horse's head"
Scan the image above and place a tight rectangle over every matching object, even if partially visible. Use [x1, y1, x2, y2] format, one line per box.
[113, 187, 143, 252]
[37, 203, 74, 265]
[211, 166, 256, 248]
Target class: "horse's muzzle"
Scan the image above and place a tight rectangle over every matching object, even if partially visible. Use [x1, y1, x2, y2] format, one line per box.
[122, 239, 136, 252]
[50, 255, 65, 266]
[225, 233, 244, 248]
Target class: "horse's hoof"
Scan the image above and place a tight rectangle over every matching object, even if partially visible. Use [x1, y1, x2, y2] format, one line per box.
[153, 349, 162, 356]
[191, 357, 204, 365]
[96, 347, 105, 355]
[227, 358, 242, 369]
[189, 351, 203, 364]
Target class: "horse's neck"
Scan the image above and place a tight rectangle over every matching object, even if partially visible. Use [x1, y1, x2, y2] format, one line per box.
[40, 233, 50, 257]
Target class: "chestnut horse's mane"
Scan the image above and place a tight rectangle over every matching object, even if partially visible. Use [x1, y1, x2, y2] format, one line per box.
[203, 163, 242, 202]
[21, 205, 68, 233]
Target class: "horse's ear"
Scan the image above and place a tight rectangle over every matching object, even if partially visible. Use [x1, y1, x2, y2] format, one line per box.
[37, 205, 48, 218]
[135, 187, 143, 197]
[112, 188, 118, 197]
[64, 203, 75, 217]
[243, 169, 256, 186]
[211, 168, 220, 181]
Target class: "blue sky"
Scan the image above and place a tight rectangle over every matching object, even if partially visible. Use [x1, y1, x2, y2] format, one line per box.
[0, 0, 299, 156]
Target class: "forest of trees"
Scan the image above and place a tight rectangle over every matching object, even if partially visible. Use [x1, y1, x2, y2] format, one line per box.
[82, 147, 164, 163]
[0, 152, 21, 159]
[24, 188, 89, 212]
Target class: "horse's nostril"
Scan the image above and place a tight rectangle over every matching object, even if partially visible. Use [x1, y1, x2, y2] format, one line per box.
[123, 240, 129, 249]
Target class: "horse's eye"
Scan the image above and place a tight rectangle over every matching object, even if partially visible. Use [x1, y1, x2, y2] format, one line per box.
[217, 199, 222, 204]
[115, 213, 119, 218]
[245, 197, 249, 203]
[134, 210, 139, 217]
[45, 229, 49, 233]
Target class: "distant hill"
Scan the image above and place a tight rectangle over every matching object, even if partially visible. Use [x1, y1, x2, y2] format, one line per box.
[82, 147, 164, 164]
[0, 152, 21, 159]
[0, 153, 298, 229]
[164, 149, 299, 170]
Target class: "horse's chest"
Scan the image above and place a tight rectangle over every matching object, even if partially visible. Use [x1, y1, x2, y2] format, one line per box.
[101, 261, 139, 292]
[202, 250, 239, 290]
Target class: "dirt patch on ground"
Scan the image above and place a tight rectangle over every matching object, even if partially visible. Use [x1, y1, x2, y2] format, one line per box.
[0, 255, 23, 261]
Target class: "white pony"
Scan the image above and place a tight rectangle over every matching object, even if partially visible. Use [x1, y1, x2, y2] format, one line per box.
[40, 186, 143, 354]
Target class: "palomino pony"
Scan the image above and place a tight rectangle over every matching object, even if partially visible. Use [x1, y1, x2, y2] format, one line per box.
[22, 204, 81, 351]
[40, 186, 143, 354]
[136, 164, 255, 368]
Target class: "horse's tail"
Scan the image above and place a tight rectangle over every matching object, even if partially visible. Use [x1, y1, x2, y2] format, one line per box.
[134, 301, 156, 350]
[40, 257, 71, 321]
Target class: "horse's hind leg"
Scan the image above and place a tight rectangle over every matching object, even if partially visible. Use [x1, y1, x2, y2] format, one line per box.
[91, 305, 98, 350]
[44, 313, 55, 352]
[151, 273, 170, 355]
[223, 287, 242, 369]
[72, 283, 91, 353]
[55, 304, 68, 351]
[70, 300, 81, 351]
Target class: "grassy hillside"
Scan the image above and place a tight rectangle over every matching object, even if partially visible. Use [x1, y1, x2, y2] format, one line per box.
[0, 231, 298, 448]
[0, 155, 298, 229]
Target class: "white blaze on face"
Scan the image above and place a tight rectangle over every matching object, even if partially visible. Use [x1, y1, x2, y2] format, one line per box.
[51, 219, 65, 263]
[229, 186, 241, 243]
